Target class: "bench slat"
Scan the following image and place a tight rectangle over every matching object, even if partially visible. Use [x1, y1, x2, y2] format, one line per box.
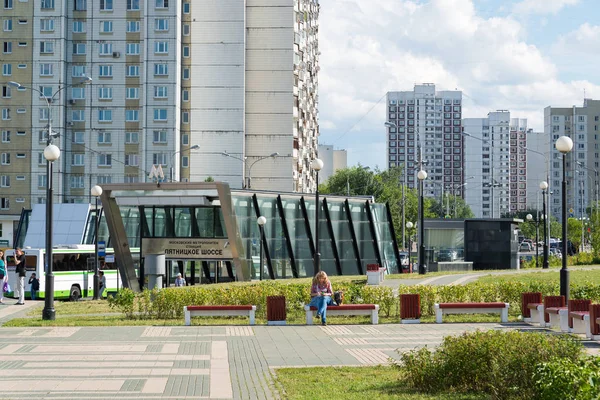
[187, 305, 254, 311]
[527, 303, 542, 309]
[439, 302, 507, 309]
[570, 311, 589, 320]
[307, 305, 376, 311]
[545, 307, 568, 314]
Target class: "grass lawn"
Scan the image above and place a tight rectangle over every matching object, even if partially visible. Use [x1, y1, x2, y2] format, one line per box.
[274, 366, 486, 400]
[476, 268, 600, 285]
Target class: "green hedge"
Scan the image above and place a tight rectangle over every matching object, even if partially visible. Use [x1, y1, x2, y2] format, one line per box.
[398, 330, 583, 400]
[534, 356, 600, 400]
[107, 280, 600, 320]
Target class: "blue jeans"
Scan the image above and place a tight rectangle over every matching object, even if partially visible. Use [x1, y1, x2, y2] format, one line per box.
[309, 295, 335, 323]
[31, 288, 37, 300]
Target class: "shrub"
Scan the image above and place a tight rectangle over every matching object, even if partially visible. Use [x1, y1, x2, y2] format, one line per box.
[534, 356, 600, 400]
[397, 330, 583, 400]
[107, 288, 135, 318]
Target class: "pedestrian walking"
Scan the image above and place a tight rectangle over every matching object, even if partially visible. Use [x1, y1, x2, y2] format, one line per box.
[14, 248, 26, 305]
[98, 271, 106, 299]
[175, 273, 186, 287]
[28, 273, 40, 300]
[0, 250, 7, 304]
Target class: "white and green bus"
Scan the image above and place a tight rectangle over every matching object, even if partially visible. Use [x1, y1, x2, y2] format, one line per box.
[4, 245, 139, 301]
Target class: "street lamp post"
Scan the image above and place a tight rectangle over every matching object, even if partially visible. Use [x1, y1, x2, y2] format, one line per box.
[221, 152, 279, 189]
[526, 214, 539, 268]
[556, 135, 573, 302]
[406, 222, 413, 273]
[312, 158, 324, 275]
[417, 169, 427, 275]
[169, 144, 199, 182]
[257, 216, 267, 281]
[91, 185, 103, 299]
[9, 76, 91, 320]
[540, 181, 549, 269]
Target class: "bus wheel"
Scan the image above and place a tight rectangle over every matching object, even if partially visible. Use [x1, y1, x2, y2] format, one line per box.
[69, 285, 81, 301]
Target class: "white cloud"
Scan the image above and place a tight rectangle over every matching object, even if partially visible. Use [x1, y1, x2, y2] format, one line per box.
[512, 0, 579, 15]
[553, 23, 600, 54]
[317, 0, 594, 169]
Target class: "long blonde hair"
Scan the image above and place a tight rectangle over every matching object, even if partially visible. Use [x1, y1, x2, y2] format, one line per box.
[312, 271, 329, 286]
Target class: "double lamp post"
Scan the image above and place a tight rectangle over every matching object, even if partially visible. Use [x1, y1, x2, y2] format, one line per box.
[9, 76, 92, 320]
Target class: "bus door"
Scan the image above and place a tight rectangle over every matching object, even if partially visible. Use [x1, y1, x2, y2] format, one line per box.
[84, 258, 94, 297]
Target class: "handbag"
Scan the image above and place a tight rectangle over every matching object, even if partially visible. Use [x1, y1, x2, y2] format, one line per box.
[3, 282, 10, 293]
[333, 290, 344, 305]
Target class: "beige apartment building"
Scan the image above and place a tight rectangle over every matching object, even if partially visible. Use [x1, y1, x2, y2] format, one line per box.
[0, 0, 320, 247]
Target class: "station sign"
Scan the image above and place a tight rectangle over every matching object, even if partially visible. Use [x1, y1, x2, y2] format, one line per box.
[141, 238, 232, 260]
[98, 241, 106, 257]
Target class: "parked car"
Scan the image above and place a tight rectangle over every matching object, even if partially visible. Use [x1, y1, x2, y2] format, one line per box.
[519, 242, 532, 252]
[438, 249, 458, 262]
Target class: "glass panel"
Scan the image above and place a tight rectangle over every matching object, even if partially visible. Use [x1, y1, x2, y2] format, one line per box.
[122, 207, 140, 247]
[305, 197, 336, 276]
[282, 196, 311, 278]
[328, 200, 360, 275]
[231, 195, 259, 277]
[255, 196, 291, 279]
[349, 201, 378, 268]
[371, 203, 398, 274]
[174, 207, 192, 237]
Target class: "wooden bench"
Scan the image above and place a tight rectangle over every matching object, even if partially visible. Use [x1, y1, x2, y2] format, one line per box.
[184, 305, 256, 326]
[596, 317, 600, 340]
[303, 304, 379, 325]
[526, 303, 544, 325]
[569, 311, 590, 336]
[545, 307, 568, 332]
[434, 302, 509, 324]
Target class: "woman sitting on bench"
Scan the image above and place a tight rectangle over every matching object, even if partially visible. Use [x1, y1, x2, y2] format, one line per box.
[309, 271, 336, 326]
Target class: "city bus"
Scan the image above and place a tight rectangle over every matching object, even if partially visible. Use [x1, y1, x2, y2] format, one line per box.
[4, 245, 139, 301]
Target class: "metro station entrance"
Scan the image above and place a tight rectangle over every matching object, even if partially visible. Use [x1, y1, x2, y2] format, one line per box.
[166, 259, 236, 286]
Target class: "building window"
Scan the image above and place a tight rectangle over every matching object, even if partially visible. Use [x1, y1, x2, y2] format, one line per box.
[2, 64, 11, 76]
[183, 2, 190, 13]
[97, 87, 112, 100]
[98, 43, 112, 56]
[182, 68, 190, 79]
[125, 131, 139, 144]
[40, 19, 54, 32]
[182, 156, 189, 168]
[98, 154, 112, 166]
[125, 109, 139, 122]
[71, 153, 84, 166]
[98, 109, 112, 122]
[100, 0, 113, 11]
[3, 19, 12, 32]
[125, 154, 139, 166]
[70, 175, 84, 189]
[154, 41, 168, 54]
[3, 41, 12, 54]
[155, 19, 169, 31]
[155, 0, 168, 8]
[182, 24, 190, 35]
[153, 109, 167, 121]
[126, 42, 140, 55]
[127, 0, 140, 10]
[72, 20, 86, 33]
[1, 108, 10, 120]
[126, 65, 140, 77]
[182, 90, 189, 102]
[4, 0, 13, 9]
[72, 42, 86, 55]
[153, 130, 167, 143]
[126, 87, 139, 99]
[0, 153, 9, 165]
[72, 65, 86, 77]
[41, 0, 54, 9]
[39, 63, 53, 76]
[99, 65, 113, 77]
[98, 131, 111, 143]
[100, 21, 113, 33]
[154, 63, 168, 76]
[1, 86, 11, 98]
[182, 111, 189, 123]
[40, 41, 54, 54]
[72, 110, 85, 121]
[182, 46, 189, 57]
[74, 0, 86, 11]
[0, 198, 9, 210]
[73, 131, 85, 143]
[154, 86, 167, 98]
[124, 175, 139, 183]
[153, 153, 168, 165]
[126, 20, 140, 32]
[1, 130, 9, 142]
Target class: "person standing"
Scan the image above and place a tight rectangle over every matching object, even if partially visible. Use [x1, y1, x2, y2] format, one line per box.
[0, 250, 7, 304]
[14, 248, 26, 305]
[28, 273, 40, 300]
[98, 271, 106, 299]
[175, 273, 186, 287]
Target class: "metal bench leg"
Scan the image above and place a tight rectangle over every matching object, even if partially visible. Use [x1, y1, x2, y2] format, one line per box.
[559, 309, 569, 332]
[184, 307, 191, 326]
[435, 305, 443, 324]
[306, 310, 313, 325]
[371, 308, 379, 325]
[501, 305, 509, 323]
[249, 310, 255, 326]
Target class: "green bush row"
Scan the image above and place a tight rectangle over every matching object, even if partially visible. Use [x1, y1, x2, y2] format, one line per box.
[534, 356, 600, 400]
[398, 330, 584, 400]
[522, 252, 600, 269]
[108, 279, 600, 320]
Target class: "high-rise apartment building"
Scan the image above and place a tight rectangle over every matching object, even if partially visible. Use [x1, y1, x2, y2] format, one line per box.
[0, 0, 320, 245]
[317, 144, 347, 184]
[464, 112, 533, 218]
[386, 84, 464, 201]
[544, 99, 600, 222]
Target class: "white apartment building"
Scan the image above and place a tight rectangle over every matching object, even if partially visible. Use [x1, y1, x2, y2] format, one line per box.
[0, 0, 320, 238]
[544, 99, 600, 222]
[386, 84, 464, 201]
[464, 112, 532, 218]
[317, 145, 347, 184]
[525, 130, 551, 211]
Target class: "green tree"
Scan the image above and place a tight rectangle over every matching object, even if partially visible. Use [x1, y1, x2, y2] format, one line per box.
[430, 194, 474, 219]
[567, 218, 583, 250]
[204, 176, 215, 182]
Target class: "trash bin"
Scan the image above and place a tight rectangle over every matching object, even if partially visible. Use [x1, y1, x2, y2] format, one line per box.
[266, 295, 286, 325]
[366, 264, 382, 285]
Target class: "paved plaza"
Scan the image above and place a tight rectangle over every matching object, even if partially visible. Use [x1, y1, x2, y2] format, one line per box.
[0, 303, 596, 399]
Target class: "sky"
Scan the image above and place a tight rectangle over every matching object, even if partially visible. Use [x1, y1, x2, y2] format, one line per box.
[317, 0, 600, 169]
